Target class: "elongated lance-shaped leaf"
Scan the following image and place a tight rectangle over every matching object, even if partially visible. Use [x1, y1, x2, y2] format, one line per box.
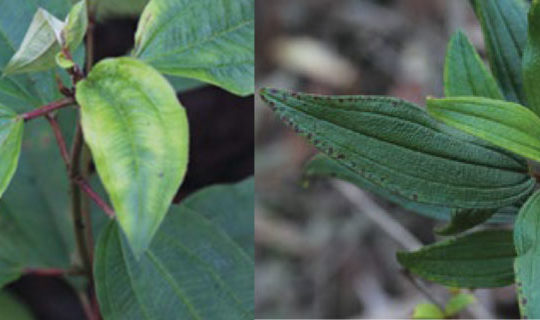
[260, 88, 534, 209]
[134, 0, 254, 96]
[427, 96, 540, 163]
[3, 8, 64, 75]
[434, 208, 496, 236]
[514, 190, 540, 318]
[94, 179, 254, 320]
[62, 0, 87, 51]
[444, 30, 503, 99]
[397, 230, 516, 287]
[523, 0, 540, 116]
[76, 57, 189, 257]
[0, 104, 23, 199]
[470, 0, 528, 104]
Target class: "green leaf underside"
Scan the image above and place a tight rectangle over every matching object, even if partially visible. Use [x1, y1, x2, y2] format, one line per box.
[514, 190, 540, 317]
[134, 0, 254, 96]
[0, 105, 23, 198]
[0, 291, 34, 320]
[260, 88, 534, 209]
[94, 179, 254, 320]
[3, 8, 64, 75]
[523, 0, 540, 116]
[427, 96, 540, 163]
[397, 230, 516, 288]
[444, 30, 503, 99]
[0, 0, 76, 289]
[76, 57, 189, 257]
[470, 0, 528, 104]
[304, 154, 519, 224]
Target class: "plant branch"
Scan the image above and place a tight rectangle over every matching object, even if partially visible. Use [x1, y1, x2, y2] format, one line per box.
[21, 98, 75, 121]
[75, 176, 115, 218]
[85, 6, 95, 73]
[46, 114, 71, 169]
[25, 267, 85, 277]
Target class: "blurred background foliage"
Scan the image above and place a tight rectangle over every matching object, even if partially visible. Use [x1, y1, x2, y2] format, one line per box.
[255, 0, 518, 318]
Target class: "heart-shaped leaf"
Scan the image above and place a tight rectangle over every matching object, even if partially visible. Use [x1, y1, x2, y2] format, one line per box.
[427, 96, 540, 162]
[260, 88, 534, 209]
[397, 230, 516, 287]
[514, 190, 540, 318]
[94, 179, 254, 320]
[444, 30, 503, 99]
[134, 0, 254, 96]
[76, 57, 189, 257]
[0, 105, 23, 198]
[470, 0, 528, 104]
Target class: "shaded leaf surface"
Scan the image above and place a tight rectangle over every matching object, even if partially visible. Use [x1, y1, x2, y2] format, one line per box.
[76, 57, 189, 256]
[523, 0, 540, 116]
[427, 96, 540, 162]
[260, 88, 534, 209]
[470, 0, 528, 104]
[397, 230, 516, 288]
[435, 208, 496, 236]
[444, 30, 503, 99]
[0, 291, 34, 320]
[514, 190, 540, 317]
[0, 105, 23, 198]
[94, 179, 254, 320]
[134, 0, 254, 96]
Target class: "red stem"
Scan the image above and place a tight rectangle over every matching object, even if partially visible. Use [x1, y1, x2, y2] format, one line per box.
[46, 114, 71, 168]
[22, 98, 75, 121]
[25, 267, 84, 277]
[75, 177, 115, 218]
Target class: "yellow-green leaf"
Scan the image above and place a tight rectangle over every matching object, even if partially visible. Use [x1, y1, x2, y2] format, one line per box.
[444, 293, 476, 317]
[75, 57, 189, 257]
[413, 303, 445, 319]
[0, 104, 23, 199]
[427, 96, 540, 162]
[62, 0, 88, 51]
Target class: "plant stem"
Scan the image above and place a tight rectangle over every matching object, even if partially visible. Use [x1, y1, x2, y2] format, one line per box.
[21, 98, 75, 121]
[85, 8, 95, 73]
[46, 115, 71, 169]
[75, 177, 115, 218]
[24, 267, 85, 277]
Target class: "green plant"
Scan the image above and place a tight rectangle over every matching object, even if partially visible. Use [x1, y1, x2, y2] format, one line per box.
[259, 0, 540, 317]
[0, 0, 254, 319]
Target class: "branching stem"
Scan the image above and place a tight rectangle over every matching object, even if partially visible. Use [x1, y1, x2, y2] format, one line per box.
[21, 98, 75, 121]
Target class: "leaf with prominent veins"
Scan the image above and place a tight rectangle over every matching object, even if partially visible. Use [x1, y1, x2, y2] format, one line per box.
[0, 104, 23, 199]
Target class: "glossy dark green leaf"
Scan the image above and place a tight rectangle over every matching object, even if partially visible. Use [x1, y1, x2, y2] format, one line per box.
[514, 190, 540, 317]
[397, 230, 516, 288]
[0, 291, 34, 320]
[427, 96, 540, 162]
[76, 57, 189, 257]
[470, 0, 528, 103]
[3, 8, 64, 75]
[444, 30, 503, 99]
[134, 0, 254, 96]
[94, 179, 254, 320]
[0, 105, 23, 198]
[523, 0, 540, 116]
[260, 88, 534, 209]
[434, 208, 496, 236]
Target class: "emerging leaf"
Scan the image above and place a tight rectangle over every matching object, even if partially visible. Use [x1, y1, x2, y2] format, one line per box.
[76, 57, 189, 257]
[470, 0, 528, 104]
[412, 303, 445, 319]
[3, 8, 65, 75]
[427, 96, 540, 162]
[397, 230, 516, 288]
[94, 179, 254, 320]
[444, 293, 476, 317]
[134, 0, 254, 96]
[62, 0, 88, 51]
[55, 51, 75, 69]
[0, 105, 23, 199]
[514, 190, 540, 318]
[260, 88, 534, 209]
[444, 30, 503, 99]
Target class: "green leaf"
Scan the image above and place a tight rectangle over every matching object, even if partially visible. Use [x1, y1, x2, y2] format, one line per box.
[134, 0, 254, 96]
[444, 30, 503, 99]
[92, 0, 149, 19]
[427, 96, 540, 162]
[62, 0, 88, 51]
[434, 208, 496, 236]
[514, 190, 540, 318]
[3, 8, 64, 75]
[523, 0, 540, 116]
[470, 0, 528, 104]
[413, 303, 445, 319]
[397, 230, 516, 288]
[55, 51, 75, 69]
[260, 88, 534, 209]
[0, 105, 23, 198]
[76, 57, 189, 257]
[166, 76, 206, 93]
[444, 293, 476, 317]
[0, 291, 34, 320]
[94, 179, 254, 320]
